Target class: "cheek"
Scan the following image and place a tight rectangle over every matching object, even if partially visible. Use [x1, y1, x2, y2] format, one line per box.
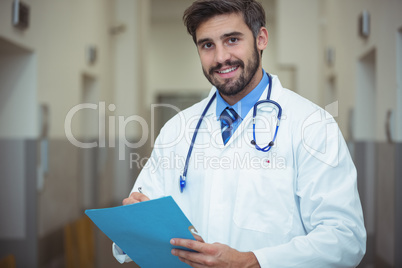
[199, 53, 213, 70]
[240, 49, 255, 65]
[229, 46, 248, 61]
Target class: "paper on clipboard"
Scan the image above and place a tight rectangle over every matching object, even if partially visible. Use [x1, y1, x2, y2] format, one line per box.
[85, 196, 197, 268]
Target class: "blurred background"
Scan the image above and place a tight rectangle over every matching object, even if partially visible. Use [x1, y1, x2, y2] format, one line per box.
[0, 0, 401, 267]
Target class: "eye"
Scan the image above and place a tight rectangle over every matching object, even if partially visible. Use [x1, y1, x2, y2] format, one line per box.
[228, 37, 238, 44]
[203, 43, 213, 49]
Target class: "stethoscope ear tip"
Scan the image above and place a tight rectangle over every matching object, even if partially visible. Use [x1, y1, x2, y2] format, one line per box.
[251, 140, 256, 145]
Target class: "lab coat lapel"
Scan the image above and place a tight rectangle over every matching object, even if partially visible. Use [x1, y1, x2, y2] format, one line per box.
[202, 89, 226, 148]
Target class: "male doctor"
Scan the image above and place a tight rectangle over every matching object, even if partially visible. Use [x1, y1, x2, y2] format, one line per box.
[114, 0, 366, 267]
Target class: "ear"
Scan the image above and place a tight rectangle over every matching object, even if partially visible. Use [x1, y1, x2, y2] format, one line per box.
[256, 27, 268, 51]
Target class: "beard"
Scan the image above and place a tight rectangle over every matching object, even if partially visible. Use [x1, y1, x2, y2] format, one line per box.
[202, 42, 260, 97]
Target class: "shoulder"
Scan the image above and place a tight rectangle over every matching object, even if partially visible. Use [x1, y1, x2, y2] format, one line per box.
[275, 81, 335, 126]
[271, 76, 339, 143]
[280, 88, 324, 118]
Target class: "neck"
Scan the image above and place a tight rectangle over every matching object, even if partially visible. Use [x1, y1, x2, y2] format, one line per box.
[221, 67, 263, 106]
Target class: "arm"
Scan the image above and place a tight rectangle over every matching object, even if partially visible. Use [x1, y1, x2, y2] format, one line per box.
[253, 114, 366, 267]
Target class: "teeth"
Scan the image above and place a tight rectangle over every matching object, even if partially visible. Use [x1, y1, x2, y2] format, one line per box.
[218, 67, 237, 74]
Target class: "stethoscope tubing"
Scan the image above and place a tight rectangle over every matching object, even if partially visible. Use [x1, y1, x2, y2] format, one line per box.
[180, 73, 281, 192]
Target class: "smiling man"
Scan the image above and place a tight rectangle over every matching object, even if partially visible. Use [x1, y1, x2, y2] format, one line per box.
[114, 0, 366, 267]
[196, 12, 265, 105]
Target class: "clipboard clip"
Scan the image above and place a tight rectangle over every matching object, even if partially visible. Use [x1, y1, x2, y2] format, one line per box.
[188, 226, 204, 242]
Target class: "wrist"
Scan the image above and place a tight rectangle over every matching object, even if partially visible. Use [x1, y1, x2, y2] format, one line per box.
[239, 251, 260, 268]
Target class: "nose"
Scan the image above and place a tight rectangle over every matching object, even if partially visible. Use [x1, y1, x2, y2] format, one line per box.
[214, 44, 231, 64]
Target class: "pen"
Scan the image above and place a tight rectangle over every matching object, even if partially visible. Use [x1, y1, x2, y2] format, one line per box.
[138, 187, 146, 196]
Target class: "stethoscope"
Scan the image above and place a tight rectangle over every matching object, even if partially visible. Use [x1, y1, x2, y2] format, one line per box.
[179, 73, 282, 193]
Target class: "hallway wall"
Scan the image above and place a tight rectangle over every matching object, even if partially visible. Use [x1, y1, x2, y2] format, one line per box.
[318, 1, 402, 267]
[0, 0, 114, 139]
[0, 1, 116, 267]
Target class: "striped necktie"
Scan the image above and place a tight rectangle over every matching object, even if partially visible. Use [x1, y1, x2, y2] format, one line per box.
[220, 107, 239, 145]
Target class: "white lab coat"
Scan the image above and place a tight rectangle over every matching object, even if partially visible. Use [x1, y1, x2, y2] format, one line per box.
[113, 75, 366, 267]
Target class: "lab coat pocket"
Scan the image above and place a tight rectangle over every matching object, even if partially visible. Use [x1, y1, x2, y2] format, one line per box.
[233, 168, 295, 234]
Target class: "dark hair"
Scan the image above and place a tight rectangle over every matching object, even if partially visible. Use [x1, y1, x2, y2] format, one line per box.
[183, 0, 266, 44]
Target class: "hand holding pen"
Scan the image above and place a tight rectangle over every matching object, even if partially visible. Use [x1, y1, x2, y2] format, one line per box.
[122, 187, 150, 205]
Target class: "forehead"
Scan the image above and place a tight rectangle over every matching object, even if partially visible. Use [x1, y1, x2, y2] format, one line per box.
[195, 13, 251, 41]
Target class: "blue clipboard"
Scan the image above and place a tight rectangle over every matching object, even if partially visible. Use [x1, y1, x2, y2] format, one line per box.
[85, 196, 197, 267]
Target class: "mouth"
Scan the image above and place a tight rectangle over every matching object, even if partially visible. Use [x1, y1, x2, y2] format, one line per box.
[216, 66, 238, 74]
[214, 66, 240, 78]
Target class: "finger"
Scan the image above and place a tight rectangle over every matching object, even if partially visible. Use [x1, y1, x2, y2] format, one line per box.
[171, 239, 214, 255]
[122, 197, 140, 206]
[122, 192, 150, 206]
[178, 256, 204, 268]
[192, 233, 205, 243]
[129, 192, 150, 202]
[172, 249, 211, 267]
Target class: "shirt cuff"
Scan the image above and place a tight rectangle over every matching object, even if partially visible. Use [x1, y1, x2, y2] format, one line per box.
[252, 248, 270, 268]
[112, 242, 133, 263]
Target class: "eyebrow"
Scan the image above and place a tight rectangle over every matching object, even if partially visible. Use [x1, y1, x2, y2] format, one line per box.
[196, 31, 245, 47]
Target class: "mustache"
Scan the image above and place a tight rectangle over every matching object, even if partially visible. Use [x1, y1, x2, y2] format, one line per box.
[209, 60, 245, 75]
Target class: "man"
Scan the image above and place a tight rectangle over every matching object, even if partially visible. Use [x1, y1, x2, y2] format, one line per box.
[114, 0, 366, 267]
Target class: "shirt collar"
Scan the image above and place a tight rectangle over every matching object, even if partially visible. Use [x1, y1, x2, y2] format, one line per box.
[215, 69, 269, 119]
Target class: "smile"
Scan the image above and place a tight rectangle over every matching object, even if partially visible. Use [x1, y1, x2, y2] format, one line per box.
[217, 66, 238, 74]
